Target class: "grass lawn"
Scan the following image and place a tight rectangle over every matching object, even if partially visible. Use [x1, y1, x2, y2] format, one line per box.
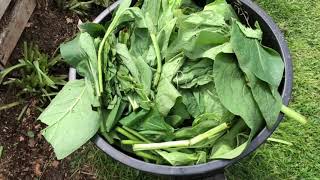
[71, 0, 320, 179]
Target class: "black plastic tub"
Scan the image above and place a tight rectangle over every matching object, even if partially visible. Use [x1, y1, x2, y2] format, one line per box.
[70, 0, 293, 178]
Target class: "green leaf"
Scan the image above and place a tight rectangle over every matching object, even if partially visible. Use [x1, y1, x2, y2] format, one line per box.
[213, 53, 264, 135]
[235, 21, 263, 40]
[136, 108, 174, 133]
[173, 59, 213, 88]
[118, 44, 153, 92]
[119, 109, 149, 127]
[141, 0, 161, 25]
[130, 28, 152, 61]
[196, 151, 207, 164]
[38, 79, 100, 159]
[33, 61, 56, 88]
[157, 150, 199, 166]
[165, 115, 183, 128]
[155, 53, 185, 116]
[211, 141, 248, 159]
[79, 22, 106, 38]
[185, 42, 233, 60]
[246, 71, 282, 129]
[194, 83, 234, 122]
[181, 90, 201, 117]
[105, 99, 127, 132]
[79, 32, 100, 95]
[204, 0, 238, 21]
[231, 21, 284, 128]
[167, 98, 190, 127]
[166, 9, 229, 59]
[60, 35, 87, 74]
[0, 63, 26, 84]
[231, 21, 284, 87]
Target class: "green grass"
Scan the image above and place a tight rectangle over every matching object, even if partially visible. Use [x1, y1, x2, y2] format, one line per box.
[70, 1, 320, 179]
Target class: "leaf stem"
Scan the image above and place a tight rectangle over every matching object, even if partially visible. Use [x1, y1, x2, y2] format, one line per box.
[122, 126, 152, 143]
[281, 105, 307, 124]
[115, 127, 140, 141]
[267, 137, 293, 146]
[189, 123, 229, 145]
[97, 24, 115, 96]
[133, 123, 229, 151]
[135, 151, 161, 161]
[121, 140, 145, 145]
[150, 34, 162, 88]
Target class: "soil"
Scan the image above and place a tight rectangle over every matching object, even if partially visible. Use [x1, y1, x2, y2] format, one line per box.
[0, 1, 97, 179]
[8, 0, 79, 65]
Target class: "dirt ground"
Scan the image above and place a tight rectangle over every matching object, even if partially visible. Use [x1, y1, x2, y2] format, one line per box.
[0, 1, 89, 179]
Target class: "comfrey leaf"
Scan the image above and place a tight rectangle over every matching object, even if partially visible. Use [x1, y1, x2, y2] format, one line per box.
[231, 21, 284, 87]
[38, 79, 100, 159]
[213, 53, 264, 135]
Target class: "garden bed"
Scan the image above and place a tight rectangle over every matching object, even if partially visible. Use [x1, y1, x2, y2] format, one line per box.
[0, 1, 88, 178]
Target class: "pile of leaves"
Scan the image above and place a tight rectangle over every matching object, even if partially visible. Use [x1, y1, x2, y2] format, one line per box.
[38, 0, 306, 166]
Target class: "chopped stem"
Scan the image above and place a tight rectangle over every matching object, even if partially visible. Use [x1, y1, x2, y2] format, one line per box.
[121, 140, 144, 145]
[134, 140, 190, 151]
[135, 151, 161, 162]
[267, 137, 293, 146]
[115, 127, 140, 141]
[122, 126, 152, 143]
[150, 34, 162, 88]
[281, 105, 307, 124]
[189, 123, 229, 145]
[133, 123, 229, 151]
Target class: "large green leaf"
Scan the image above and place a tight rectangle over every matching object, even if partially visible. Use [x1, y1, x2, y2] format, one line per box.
[213, 53, 264, 135]
[60, 35, 87, 76]
[141, 0, 162, 26]
[38, 79, 100, 159]
[231, 21, 284, 87]
[60, 33, 100, 95]
[155, 53, 185, 116]
[166, 9, 229, 59]
[231, 22, 283, 129]
[245, 70, 282, 129]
